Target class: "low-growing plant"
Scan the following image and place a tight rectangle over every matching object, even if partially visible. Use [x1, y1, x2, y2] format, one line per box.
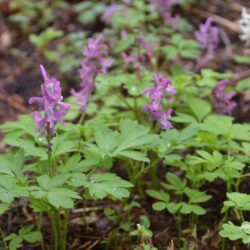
[3, 1, 250, 249]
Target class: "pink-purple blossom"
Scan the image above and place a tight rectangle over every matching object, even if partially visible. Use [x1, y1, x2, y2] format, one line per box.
[72, 34, 112, 113]
[195, 17, 219, 53]
[138, 38, 156, 60]
[29, 65, 70, 135]
[158, 109, 173, 130]
[150, 0, 179, 28]
[121, 38, 155, 70]
[212, 79, 236, 115]
[142, 73, 175, 130]
[121, 53, 137, 69]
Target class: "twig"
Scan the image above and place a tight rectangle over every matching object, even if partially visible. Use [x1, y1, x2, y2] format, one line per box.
[85, 239, 102, 250]
[230, 69, 250, 86]
[76, 227, 113, 250]
[216, 2, 244, 12]
[0, 92, 29, 113]
[219, 27, 233, 57]
[72, 206, 104, 213]
[189, 7, 240, 33]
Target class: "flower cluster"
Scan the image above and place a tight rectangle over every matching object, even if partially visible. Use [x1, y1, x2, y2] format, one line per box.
[239, 8, 250, 46]
[121, 38, 155, 70]
[138, 38, 156, 60]
[121, 53, 137, 69]
[195, 17, 219, 53]
[29, 65, 70, 135]
[212, 79, 236, 115]
[72, 34, 112, 113]
[142, 73, 175, 130]
[150, 0, 179, 28]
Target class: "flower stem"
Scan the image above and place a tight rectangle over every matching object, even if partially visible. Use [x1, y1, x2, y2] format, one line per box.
[176, 214, 182, 247]
[62, 210, 70, 250]
[36, 213, 45, 250]
[0, 227, 7, 249]
[54, 209, 63, 250]
[79, 113, 85, 125]
[46, 123, 53, 177]
[49, 212, 58, 250]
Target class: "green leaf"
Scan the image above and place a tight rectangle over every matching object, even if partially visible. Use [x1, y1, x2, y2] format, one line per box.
[162, 45, 178, 59]
[8, 236, 22, 250]
[29, 199, 51, 212]
[236, 77, 250, 92]
[0, 203, 9, 215]
[185, 188, 211, 204]
[0, 155, 13, 176]
[224, 192, 250, 211]
[84, 119, 156, 165]
[177, 124, 199, 142]
[29, 28, 63, 49]
[115, 119, 157, 152]
[229, 124, 250, 141]
[117, 150, 150, 162]
[12, 150, 25, 175]
[59, 154, 81, 172]
[19, 225, 34, 236]
[53, 141, 75, 156]
[6, 138, 47, 159]
[152, 202, 167, 211]
[180, 203, 206, 215]
[220, 222, 250, 244]
[37, 175, 51, 190]
[23, 231, 42, 243]
[65, 173, 86, 188]
[234, 55, 250, 64]
[140, 215, 151, 229]
[5, 233, 17, 241]
[166, 202, 183, 215]
[47, 188, 80, 209]
[187, 96, 211, 121]
[0, 177, 27, 203]
[146, 190, 170, 203]
[200, 115, 233, 135]
[83, 173, 133, 200]
[0, 115, 35, 136]
[163, 173, 186, 194]
[172, 112, 197, 124]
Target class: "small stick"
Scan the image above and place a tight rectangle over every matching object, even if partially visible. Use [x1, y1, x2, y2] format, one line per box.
[189, 7, 240, 33]
[219, 27, 233, 57]
[230, 69, 250, 86]
[0, 92, 29, 113]
[216, 2, 244, 12]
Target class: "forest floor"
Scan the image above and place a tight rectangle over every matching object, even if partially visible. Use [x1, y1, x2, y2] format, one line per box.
[1, 0, 250, 249]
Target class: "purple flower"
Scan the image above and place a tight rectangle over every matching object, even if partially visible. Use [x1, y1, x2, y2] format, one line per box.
[153, 73, 176, 96]
[159, 109, 173, 130]
[195, 17, 219, 53]
[121, 53, 137, 69]
[138, 38, 156, 60]
[72, 34, 112, 113]
[142, 73, 175, 130]
[212, 79, 236, 115]
[29, 65, 70, 135]
[151, 0, 179, 28]
[121, 39, 155, 70]
[71, 83, 93, 114]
